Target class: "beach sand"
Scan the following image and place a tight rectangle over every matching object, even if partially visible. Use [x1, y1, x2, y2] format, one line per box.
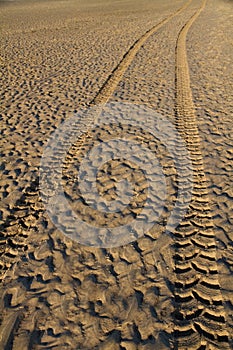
[0, 0, 232, 348]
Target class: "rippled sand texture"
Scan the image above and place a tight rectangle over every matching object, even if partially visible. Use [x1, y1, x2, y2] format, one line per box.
[0, 0, 232, 349]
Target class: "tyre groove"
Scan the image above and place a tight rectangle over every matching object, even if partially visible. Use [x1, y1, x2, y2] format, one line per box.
[0, 2, 194, 349]
[89, 0, 192, 107]
[1, 0, 231, 348]
[174, 0, 230, 348]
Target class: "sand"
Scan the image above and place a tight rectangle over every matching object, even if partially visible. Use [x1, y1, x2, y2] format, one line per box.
[0, 0, 232, 349]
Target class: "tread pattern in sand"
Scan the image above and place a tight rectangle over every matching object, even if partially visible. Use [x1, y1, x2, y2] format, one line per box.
[0, 2, 192, 349]
[0, 0, 192, 280]
[89, 0, 192, 107]
[2, 0, 191, 278]
[173, 0, 230, 348]
[0, 0, 232, 349]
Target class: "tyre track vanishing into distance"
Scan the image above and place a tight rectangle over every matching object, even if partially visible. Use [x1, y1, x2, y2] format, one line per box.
[173, 0, 230, 348]
[0, 0, 191, 283]
[0, 0, 231, 348]
[0, 1, 193, 349]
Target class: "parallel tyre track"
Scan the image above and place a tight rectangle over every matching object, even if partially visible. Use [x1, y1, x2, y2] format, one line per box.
[0, 0, 191, 282]
[174, 0, 230, 348]
[0, 2, 193, 349]
[2, 0, 231, 348]
[89, 0, 192, 107]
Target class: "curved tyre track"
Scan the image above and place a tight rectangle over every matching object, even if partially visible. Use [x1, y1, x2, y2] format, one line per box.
[174, 0, 230, 348]
[1, 0, 231, 349]
[89, 0, 192, 107]
[0, 0, 191, 283]
[0, 2, 193, 349]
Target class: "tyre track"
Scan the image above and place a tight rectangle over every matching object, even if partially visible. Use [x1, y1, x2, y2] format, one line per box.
[89, 0, 192, 107]
[58, 0, 193, 166]
[0, 0, 192, 283]
[0, 2, 194, 349]
[174, 0, 230, 348]
[20, 1, 192, 105]
[2, 0, 231, 348]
